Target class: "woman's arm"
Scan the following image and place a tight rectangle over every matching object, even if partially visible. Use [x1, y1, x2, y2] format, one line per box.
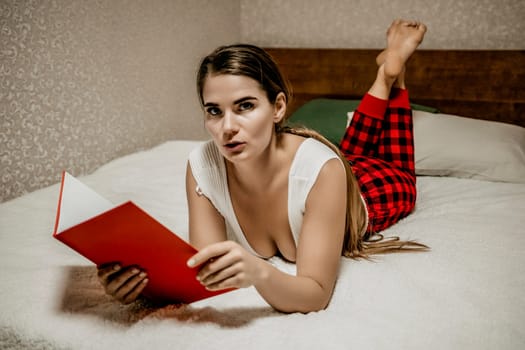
[190, 158, 347, 313]
[259, 158, 347, 312]
[186, 162, 228, 249]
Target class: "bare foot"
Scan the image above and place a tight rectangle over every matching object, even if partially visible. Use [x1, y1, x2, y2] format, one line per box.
[376, 53, 406, 88]
[382, 20, 426, 79]
[375, 20, 425, 65]
[366, 20, 426, 99]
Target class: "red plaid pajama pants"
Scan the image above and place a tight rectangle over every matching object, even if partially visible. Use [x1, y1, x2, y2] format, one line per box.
[339, 88, 416, 235]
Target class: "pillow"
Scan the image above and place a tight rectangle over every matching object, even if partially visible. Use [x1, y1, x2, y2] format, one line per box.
[288, 98, 439, 146]
[288, 98, 525, 183]
[412, 110, 525, 183]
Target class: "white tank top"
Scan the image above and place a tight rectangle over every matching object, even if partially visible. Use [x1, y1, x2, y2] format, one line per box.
[188, 138, 344, 256]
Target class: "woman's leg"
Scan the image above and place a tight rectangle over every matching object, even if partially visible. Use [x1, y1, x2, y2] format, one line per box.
[339, 20, 426, 162]
[378, 88, 415, 176]
[374, 21, 426, 175]
[342, 93, 418, 233]
[339, 20, 426, 233]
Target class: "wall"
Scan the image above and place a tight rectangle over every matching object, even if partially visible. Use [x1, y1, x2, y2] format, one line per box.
[2, 0, 524, 202]
[240, 0, 525, 49]
[1, 0, 240, 202]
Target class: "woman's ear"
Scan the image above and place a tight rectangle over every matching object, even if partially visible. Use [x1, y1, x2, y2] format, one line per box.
[273, 92, 287, 123]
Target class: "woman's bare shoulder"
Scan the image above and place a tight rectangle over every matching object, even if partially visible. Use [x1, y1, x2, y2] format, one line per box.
[278, 132, 308, 159]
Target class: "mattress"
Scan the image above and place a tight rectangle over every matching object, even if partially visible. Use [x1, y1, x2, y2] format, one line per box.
[0, 140, 524, 349]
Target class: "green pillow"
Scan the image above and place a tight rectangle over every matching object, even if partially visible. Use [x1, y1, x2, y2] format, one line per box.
[287, 98, 439, 146]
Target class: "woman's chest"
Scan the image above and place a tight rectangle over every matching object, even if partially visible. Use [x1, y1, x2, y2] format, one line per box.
[229, 185, 297, 262]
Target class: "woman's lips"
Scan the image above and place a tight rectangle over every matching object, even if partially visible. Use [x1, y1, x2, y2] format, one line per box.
[223, 141, 246, 152]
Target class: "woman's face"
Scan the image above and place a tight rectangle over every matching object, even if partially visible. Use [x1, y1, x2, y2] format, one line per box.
[202, 74, 285, 163]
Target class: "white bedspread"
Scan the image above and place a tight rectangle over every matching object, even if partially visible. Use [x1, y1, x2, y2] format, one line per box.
[1, 140, 524, 350]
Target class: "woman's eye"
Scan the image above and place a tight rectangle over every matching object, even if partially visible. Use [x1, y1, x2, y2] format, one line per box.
[238, 102, 254, 111]
[206, 107, 221, 117]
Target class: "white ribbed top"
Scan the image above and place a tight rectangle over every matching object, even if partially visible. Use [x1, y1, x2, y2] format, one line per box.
[188, 138, 343, 256]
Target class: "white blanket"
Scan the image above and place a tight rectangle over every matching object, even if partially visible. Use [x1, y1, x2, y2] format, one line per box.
[1, 140, 524, 349]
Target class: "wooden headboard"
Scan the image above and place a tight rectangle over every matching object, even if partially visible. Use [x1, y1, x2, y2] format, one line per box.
[265, 49, 525, 127]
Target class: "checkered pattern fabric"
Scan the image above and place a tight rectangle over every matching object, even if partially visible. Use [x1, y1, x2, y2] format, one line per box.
[339, 88, 416, 234]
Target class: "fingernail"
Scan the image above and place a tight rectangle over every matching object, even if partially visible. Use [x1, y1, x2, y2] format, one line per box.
[187, 259, 195, 267]
[113, 265, 121, 271]
[142, 278, 149, 284]
[131, 268, 139, 274]
[139, 272, 146, 278]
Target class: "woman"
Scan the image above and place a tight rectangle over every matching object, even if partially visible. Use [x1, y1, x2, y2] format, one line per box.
[98, 20, 428, 312]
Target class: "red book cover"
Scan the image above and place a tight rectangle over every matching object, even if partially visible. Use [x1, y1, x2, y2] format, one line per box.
[52, 172, 231, 304]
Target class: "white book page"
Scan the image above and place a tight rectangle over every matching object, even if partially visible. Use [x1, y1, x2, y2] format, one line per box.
[56, 172, 115, 233]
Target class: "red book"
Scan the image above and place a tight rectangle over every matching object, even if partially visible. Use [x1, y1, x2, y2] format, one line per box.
[53, 171, 231, 304]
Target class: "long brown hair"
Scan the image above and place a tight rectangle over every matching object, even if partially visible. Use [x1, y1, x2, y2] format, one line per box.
[196, 44, 427, 259]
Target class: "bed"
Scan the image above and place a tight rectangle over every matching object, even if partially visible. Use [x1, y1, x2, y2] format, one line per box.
[1, 49, 524, 350]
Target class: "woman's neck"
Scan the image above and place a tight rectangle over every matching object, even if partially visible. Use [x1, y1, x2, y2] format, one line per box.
[226, 133, 289, 193]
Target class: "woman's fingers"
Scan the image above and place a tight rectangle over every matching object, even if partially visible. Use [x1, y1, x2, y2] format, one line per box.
[97, 263, 148, 303]
[105, 267, 144, 295]
[97, 263, 122, 286]
[199, 262, 240, 287]
[205, 274, 241, 291]
[190, 242, 243, 285]
[187, 241, 232, 268]
[113, 272, 149, 304]
[189, 241, 264, 290]
[196, 250, 238, 281]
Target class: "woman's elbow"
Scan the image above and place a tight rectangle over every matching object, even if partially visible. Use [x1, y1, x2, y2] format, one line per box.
[275, 291, 332, 314]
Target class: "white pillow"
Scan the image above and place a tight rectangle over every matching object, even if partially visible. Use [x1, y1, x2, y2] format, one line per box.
[346, 110, 525, 183]
[413, 110, 525, 183]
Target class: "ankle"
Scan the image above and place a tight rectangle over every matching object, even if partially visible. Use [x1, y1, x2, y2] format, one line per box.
[368, 65, 395, 100]
[393, 71, 406, 89]
[378, 64, 397, 87]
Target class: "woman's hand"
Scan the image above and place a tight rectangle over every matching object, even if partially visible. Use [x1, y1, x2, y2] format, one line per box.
[187, 241, 266, 291]
[97, 263, 149, 304]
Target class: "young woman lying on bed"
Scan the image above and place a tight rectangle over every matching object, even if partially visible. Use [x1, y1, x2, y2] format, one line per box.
[97, 19, 429, 313]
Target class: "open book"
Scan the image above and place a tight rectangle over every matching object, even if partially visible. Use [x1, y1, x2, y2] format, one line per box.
[53, 172, 230, 304]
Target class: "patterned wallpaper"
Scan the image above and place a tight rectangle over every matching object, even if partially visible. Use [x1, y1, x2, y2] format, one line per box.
[1, 0, 239, 202]
[240, 0, 525, 49]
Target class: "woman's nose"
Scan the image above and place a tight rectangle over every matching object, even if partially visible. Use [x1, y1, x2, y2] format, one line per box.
[222, 110, 239, 133]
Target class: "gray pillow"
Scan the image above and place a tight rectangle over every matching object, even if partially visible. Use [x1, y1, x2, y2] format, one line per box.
[413, 110, 525, 183]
